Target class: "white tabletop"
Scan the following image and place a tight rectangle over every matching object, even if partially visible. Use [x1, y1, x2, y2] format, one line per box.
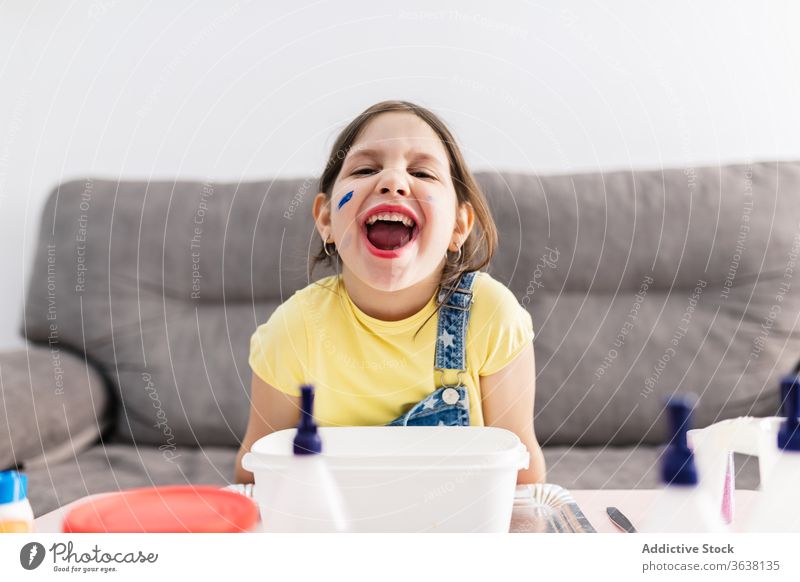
[570, 489, 758, 533]
[33, 487, 760, 533]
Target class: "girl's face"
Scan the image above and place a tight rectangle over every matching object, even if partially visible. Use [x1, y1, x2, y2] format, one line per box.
[314, 112, 472, 292]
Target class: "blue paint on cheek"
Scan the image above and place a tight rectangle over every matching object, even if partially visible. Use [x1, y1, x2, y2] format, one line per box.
[337, 190, 354, 210]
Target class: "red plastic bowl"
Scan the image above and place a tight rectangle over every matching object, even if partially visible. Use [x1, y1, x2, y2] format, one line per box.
[62, 485, 258, 533]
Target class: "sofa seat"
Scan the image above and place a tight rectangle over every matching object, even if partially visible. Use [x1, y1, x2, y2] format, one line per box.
[25, 444, 236, 517]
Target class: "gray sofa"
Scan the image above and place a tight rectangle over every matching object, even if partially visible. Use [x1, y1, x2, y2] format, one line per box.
[2, 161, 799, 517]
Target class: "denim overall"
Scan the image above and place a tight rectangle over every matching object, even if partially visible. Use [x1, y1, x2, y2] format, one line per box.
[385, 271, 478, 427]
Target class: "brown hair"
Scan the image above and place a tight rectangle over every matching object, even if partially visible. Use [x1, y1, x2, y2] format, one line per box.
[309, 100, 498, 337]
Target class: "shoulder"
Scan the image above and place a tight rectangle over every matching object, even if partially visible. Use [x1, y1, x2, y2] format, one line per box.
[254, 275, 340, 335]
[288, 274, 339, 309]
[250, 278, 340, 395]
[471, 271, 531, 323]
[472, 271, 513, 299]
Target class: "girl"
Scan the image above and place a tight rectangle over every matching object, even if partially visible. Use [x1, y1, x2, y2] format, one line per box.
[235, 100, 546, 484]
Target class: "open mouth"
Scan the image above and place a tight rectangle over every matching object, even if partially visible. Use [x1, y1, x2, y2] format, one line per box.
[363, 210, 419, 252]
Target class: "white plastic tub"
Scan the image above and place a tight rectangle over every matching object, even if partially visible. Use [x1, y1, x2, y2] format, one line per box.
[242, 426, 529, 532]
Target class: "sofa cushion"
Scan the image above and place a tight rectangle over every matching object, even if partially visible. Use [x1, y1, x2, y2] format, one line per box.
[22, 177, 331, 448]
[0, 345, 109, 469]
[543, 446, 760, 491]
[482, 162, 800, 445]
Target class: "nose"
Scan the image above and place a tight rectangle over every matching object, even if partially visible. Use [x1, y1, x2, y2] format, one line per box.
[377, 168, 409, 197]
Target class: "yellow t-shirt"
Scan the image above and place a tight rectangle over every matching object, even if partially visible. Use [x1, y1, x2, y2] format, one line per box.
[248, 271, 534, 427]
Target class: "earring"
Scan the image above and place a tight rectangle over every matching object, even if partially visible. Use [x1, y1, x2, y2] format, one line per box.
[324, 236, 337, 257]
[448, 245, 462, 263]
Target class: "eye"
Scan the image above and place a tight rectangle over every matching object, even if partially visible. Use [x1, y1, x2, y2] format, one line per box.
[352, 168, 375, 175]
[411, 170, 435, 179]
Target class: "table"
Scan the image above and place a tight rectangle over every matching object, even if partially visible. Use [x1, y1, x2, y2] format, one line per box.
[33, 488, 760, 533]
[570, 489, 758, 533]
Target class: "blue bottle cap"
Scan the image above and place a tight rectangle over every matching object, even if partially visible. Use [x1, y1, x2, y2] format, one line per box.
[293, 385, 322, 455]
[778, 374, 800, 452]
[0, 470, 28, 504]
[661, 395, 698, 486]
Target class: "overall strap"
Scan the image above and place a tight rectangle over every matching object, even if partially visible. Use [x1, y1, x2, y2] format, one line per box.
[433, 271, 478, 373]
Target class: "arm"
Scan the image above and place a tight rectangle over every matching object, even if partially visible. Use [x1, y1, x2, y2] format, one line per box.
[234, 374, 301, 483]
[479, 343, 546, 484]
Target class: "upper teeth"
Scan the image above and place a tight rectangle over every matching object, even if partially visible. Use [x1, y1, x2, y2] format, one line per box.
[365, 212, 415, 227]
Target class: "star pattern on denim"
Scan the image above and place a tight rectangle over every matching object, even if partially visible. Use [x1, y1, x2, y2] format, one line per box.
[438, 329, 455, 349]
[422, 397, 437, 410]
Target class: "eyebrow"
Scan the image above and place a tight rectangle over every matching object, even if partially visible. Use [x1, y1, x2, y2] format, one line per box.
[345, 148, 447, 168]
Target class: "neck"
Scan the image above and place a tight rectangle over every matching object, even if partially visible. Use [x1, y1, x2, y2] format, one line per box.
[342, 264, 444, 321]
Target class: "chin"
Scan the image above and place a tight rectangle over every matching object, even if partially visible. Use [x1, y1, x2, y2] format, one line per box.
[350, 255, 435, 293]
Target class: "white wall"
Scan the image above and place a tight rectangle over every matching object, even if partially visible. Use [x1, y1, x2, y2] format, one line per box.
[1, 0, 799, 349]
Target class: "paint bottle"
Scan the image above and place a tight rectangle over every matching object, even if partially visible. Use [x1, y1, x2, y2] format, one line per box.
[0, 470, 35, 533]
[746, 372, 800, 532]
[260, 385, 349, 532]
[641, 395, 728, 533]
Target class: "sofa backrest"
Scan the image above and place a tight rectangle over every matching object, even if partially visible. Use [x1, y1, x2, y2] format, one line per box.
[23, 162, 800, 448]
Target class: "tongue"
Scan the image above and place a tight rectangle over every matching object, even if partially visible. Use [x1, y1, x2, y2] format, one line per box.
[366, 221, 412, 250]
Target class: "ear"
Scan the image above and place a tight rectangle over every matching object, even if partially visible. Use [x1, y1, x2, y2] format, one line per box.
[312, 192, 333, 243]
[450, 201, 475, 251]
